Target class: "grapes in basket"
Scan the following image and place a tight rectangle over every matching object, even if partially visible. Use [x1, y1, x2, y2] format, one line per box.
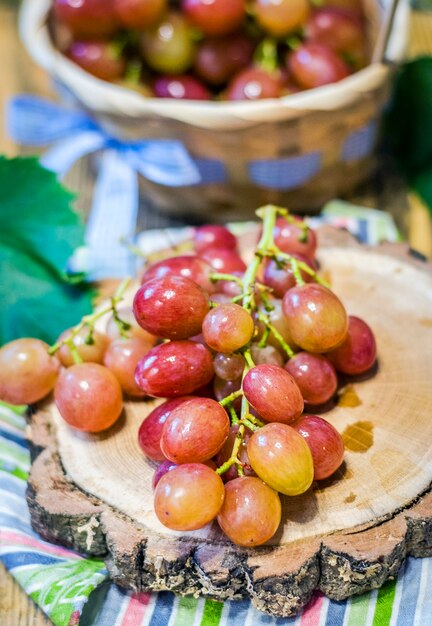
[0, 205, 377, 546]
[51, 0, 369, 100]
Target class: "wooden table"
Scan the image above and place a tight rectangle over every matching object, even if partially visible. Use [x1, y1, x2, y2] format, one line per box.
[1, 8, 432, 626]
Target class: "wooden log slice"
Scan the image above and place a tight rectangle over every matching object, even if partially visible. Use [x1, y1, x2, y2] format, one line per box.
[26, 227, 432, 618]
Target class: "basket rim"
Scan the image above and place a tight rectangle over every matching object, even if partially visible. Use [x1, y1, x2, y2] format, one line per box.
[20, 0, 410, 130]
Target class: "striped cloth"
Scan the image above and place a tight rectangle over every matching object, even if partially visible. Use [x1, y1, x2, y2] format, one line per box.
[1, 206, 429, 626]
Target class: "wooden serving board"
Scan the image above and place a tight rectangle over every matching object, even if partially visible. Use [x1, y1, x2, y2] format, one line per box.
[26, 227, 432, 618]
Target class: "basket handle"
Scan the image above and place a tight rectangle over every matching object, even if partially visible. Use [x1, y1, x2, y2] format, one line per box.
[372, 0, 402, 64]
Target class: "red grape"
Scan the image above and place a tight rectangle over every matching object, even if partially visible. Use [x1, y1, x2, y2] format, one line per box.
[273, 218, 317, 260]
[200, 247, 246, 274]
[54, 363, 123, 432]
[284, 352, 338, 406]
[243, 364, 304, 423]
[57, 327, 109, 367]
[53, 0, 119, 39]
[282, 284, 348, 353]
[114, 0, 166, 30]
[288, 43, 350, 89]
[141, 255, 215, 293]
[306, 9, 364, 54]
[153, 75, 210, 100]
[106, 306, 156, 343]
[104, 337, 153, 397]
[133, 275, 209, 340]
[194, 225, 237, 253]
[67, 41, 126, 81]
[152, 460, 178, 489]
[202, 303, 254, 353]
[292, 414, 344, 480]
[154, 463, 225, 530]
[215, 425, 255, 482]
[140, 12, 196, 75]
[217, 476, 281, 546]
[135, 340, 214, 397]
[213, 376, 242, 408]
[160, 397, 230, 463]
[263, 254, 316, 298]
[0, 339, 60, 405]
[138, 397, 193, 461]
[214, 353, 245, 381]
[254, 0, 310, 36]
[226, 67, 283, 101]
[182, 0, 246, 37]
[326, 315, 377, 375]
[195, 34, 254, 86]
[247, 422, 314, 495]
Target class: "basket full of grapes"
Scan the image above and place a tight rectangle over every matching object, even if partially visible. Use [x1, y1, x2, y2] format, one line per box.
[20, 0, 408, 218]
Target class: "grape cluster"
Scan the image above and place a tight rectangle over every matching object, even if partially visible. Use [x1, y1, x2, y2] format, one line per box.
[51, 0, 368, 100]
[0, 205, 377, 547]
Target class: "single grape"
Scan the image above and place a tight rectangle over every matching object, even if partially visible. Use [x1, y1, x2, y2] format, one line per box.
[182, 0, 246, 37]
[56, 327, 109, 367]
[250, 343, 284, 367]
[213, 353, 245, 381]
[141, 255, 215, 293]
[0, 339, 60, 405]
[288, 43, 350, 89]
[104, 337, 153, 397]
[305, 8, 364, 54]
[161, 397, 230, 463]
[53, 0, 119, 38]
[213, 376, 242, 409]
[210, 293, 233, 306]
[135, 340, 214, 397]
[292, 414, 344, 480]
[326, 315, 377, 375]
[200, 247, 247, 274]
[323, 0, 363, 17]
[215, 424, 255, 482]
[152, 460, 178, 489]
[254, 0, 310, 36]
[226, 67, 283, 101]
[153, 75, 210, 100]
[138, 397, 194, 461]
[154, 463, 225, 530]
[140, 12, 196, 75]
[54, 363, 123, 432]
[247, 422, 314, 495]
[243, 364, 304, 423]
[216, 271, 244, 298]
[273, 218, 317, 260]
[263, 254, 316, 298]
[284, 352, 338, 406]
[133, 275, 209, 340]
[202, 303, 254, 353]
[195, 34, 255, 86]
[194, 225, 238, 253]
[67, 41, 126, 82]
[255, 296, 299, 351]
[106, 306, 156, 343]
[114, 0, 166, 30]
[217, 476, 281, 546]
[282, 284, 348, 353]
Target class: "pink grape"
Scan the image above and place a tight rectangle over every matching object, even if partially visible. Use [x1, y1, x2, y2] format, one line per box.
[153, 75, 210, 100]
[182, 0, 246, 37]
[250, 343, 284, 367]
[215, 425, 255, 482]
[135, 340, 214, 397]
[104, 337, 153, 397]
[226, 67, 283, 101]
[243, 364, 304, 424]
[247, 422, 314, 495]
[273, 218, 317, 260]
[255, 296, 299, 351]
[0, 339, 60, 405]
[202, 303, 254, 353]
[152, 460, 178, 489]
[213, 353, 245, 381]
[133, 275, 209, 340]
[154, 463, 225, 530]
[254, 0, 310, 36]
[139, 397, 194, 461]
[306, 8, 364, 54]
[57, 327, 109, 367]
[262, 254, 316, 298]
[106, 306, 156, 343]
[53, 0, 119, 38]
[141, 255, 215, 293]
[161, 397, 230, 463]
[327, 315, 377, 375]
[288, 43, 350, 89]
[282, 284, 348, 353]
[284, 352, 338, 406]
[210, 293, 233, 306]
[217, 476, 281, 546]
[292, 414, 344, 480]
[200, 247, 246, 274]
[114, 0, 166, 30]
[194, 225, 237, 253]
[67, 41, 126, 81]
[213, 377, 242, 409]
[54, 363, 123, 432]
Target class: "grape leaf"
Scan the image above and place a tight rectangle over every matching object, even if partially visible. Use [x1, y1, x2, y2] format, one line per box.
[0, 156, 95, 345]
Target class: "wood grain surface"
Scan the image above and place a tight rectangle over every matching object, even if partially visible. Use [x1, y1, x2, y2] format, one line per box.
[1, 6, 432, 625]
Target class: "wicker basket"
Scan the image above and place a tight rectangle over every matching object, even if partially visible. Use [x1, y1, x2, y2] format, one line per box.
[20, 0, 409, 221]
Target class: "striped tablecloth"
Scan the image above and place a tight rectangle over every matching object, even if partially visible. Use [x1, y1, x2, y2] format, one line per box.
[1, 205, 431, 626]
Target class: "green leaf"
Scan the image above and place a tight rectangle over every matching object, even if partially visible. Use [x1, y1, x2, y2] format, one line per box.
[0, 156, 95, 345]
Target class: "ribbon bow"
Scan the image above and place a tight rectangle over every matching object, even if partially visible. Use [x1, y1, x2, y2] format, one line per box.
[7, 95, 205, 279]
